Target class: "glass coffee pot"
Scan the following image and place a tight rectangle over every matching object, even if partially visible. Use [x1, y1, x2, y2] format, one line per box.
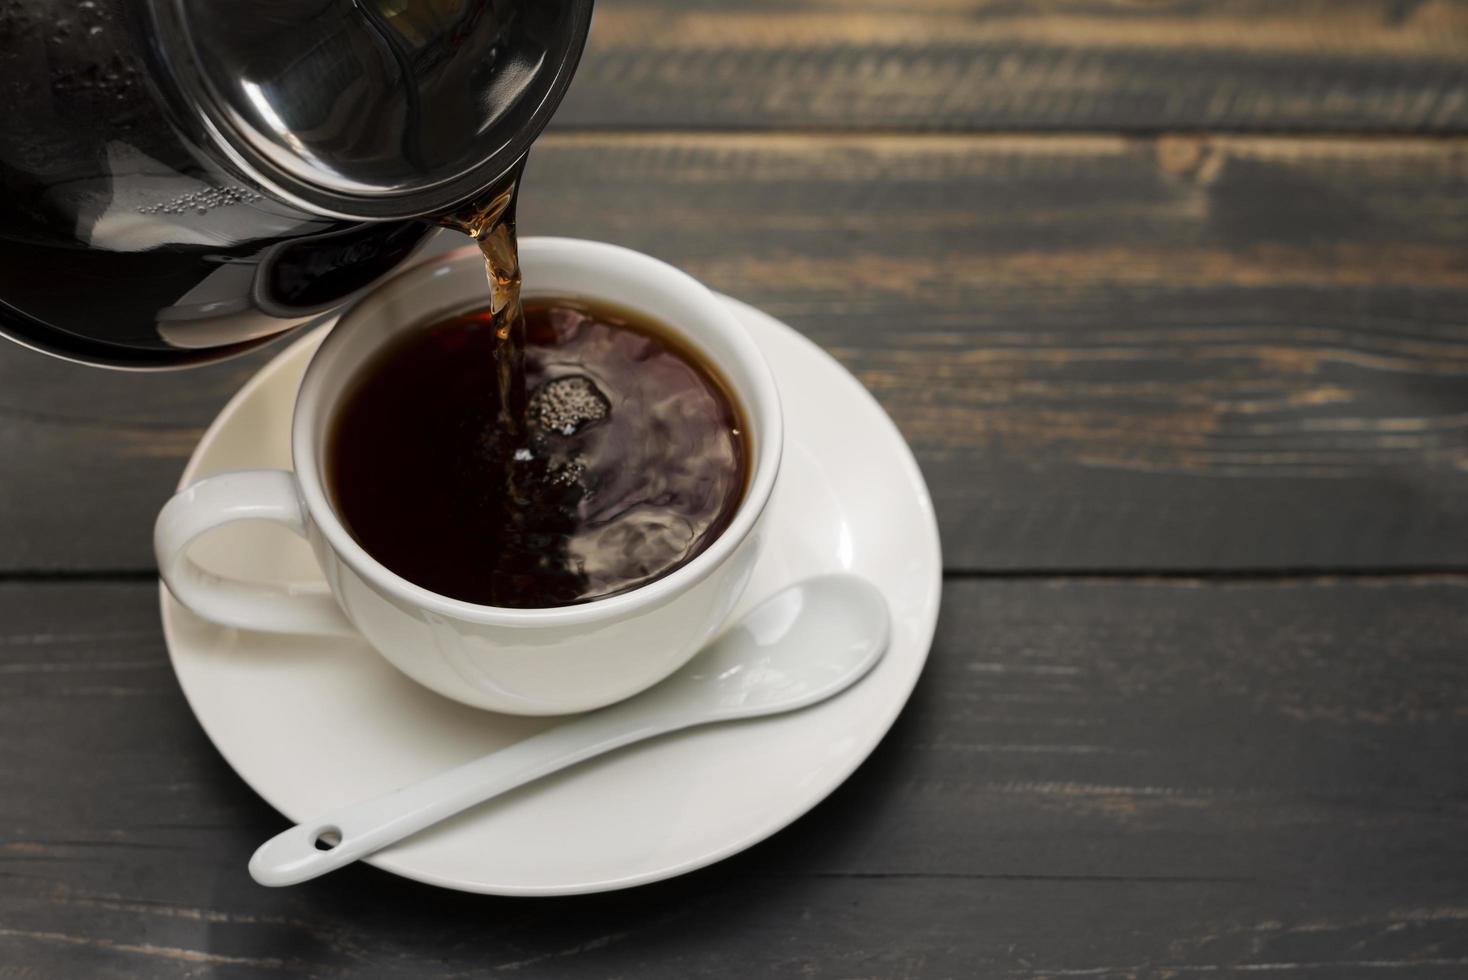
[0, 0, 593, 367]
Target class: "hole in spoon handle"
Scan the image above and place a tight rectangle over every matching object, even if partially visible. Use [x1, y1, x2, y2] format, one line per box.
[249, 822, 363, 886]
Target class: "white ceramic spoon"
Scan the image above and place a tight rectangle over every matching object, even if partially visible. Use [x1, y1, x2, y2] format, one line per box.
[249, 574, 891, 886]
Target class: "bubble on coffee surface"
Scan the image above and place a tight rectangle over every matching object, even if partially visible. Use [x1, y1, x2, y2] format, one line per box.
[529, 375, 609, 436]
[544, 453, 588, 489]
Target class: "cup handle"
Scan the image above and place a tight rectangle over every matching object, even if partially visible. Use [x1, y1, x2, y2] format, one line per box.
[154, 470, 357, 636]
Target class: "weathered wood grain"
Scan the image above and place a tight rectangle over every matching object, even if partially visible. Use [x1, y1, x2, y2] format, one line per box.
[2, 134, 1466, 572]
[552, 0, 1468, 132]
[1, 577, 1466, 976]
[7, 5, 1467, 976]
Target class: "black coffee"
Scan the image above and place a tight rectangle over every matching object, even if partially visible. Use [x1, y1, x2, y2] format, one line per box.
[327, 298, 750, 608]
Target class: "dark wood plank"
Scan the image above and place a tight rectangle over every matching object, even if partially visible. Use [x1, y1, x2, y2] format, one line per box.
[553, 0, 1468, 132]
[2, 134, 1467, 572]
[2, 577, 1466, 976]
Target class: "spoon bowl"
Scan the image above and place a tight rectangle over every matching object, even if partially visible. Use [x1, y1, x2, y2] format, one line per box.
[627, 573, 890, 723]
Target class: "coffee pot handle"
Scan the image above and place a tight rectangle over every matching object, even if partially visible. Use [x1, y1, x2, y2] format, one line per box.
[154, 470, 358, 636]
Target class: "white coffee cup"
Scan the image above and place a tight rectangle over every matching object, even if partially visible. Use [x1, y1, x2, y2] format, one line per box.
[155, 238, 782, 715]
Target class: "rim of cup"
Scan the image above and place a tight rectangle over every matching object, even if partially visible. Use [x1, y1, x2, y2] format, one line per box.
[290, 237, 784, 628]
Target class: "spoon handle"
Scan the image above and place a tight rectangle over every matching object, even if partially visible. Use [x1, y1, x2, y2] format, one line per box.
[249, 702, 685, 886]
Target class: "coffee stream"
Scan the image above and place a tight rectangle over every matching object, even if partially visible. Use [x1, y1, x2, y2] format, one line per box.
[449, 180, 528, 449]
[440, 178, 549, 597]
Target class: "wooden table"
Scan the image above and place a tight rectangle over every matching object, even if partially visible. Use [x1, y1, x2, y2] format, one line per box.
[4, 2, 1467, 975]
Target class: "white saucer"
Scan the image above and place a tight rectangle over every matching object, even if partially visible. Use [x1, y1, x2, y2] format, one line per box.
[161, 295, 942, 895]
